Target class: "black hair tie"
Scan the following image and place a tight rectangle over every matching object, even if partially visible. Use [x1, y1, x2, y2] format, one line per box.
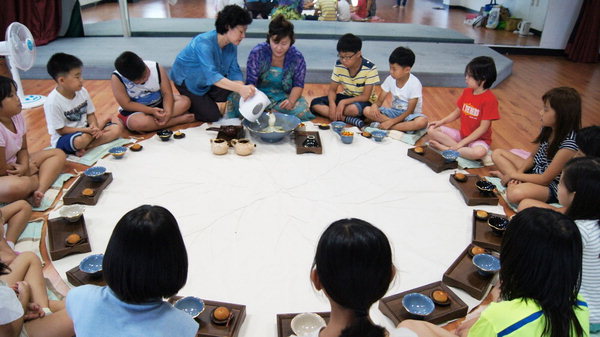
[354, 309, 369, 317]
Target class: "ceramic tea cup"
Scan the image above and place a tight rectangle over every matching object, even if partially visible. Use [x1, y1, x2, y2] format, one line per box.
[231, 138, 256, 156]
[210, 138, 229, 155]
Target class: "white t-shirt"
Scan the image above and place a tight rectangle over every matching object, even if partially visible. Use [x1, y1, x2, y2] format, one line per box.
[337, 0, 351, 21]
[298, 326, 417, 337]
[0, 280, 24, 325]
[381, 73, 423, 114]
[43, 87, 96, 147]
[576, 219, 600, 325]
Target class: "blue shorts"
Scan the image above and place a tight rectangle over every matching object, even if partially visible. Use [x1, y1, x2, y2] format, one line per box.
[56, 132, 83, 154]
[310, 94, 371, 116]
[55, 122, 117, 154]
[379, 107, 427, 121]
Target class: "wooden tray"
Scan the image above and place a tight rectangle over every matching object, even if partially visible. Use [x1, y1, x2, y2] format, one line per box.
[407, 146, 458, 173]
[207, 126, 245, 146]
[47, 216, 91, 260]
[472, 210, 505, 251]
[66, 264, 106, 287]
[295, 131, 323, 154]
[277, 312, 330, 337]
[63, 173, 113, 206]
[168, 296, 246, 337]
[379, 281, 468, 325]
[449, 174, 499, 206]
[442, 246, 496, 300]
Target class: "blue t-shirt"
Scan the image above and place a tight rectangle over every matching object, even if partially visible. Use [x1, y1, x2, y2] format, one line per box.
[170, 30, 243, 96]
[66, 285, 198, 337]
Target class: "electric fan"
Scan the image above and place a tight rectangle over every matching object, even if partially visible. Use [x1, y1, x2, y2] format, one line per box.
[0, 22, 45, 109]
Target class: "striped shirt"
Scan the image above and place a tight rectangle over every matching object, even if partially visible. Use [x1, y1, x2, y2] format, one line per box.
[316, 0, 337, 21]
[577, 219, 600, 325]
[531, 130, 578, 198]
[331, 57, 379, 102]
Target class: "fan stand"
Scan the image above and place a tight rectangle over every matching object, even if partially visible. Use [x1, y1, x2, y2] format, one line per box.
[10, 64, 45, 109]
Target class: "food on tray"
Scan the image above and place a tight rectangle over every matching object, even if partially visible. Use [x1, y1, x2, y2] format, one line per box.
[341, 131, 353, 136]
[211, 306, 231, 325]
[470, 245, 486, 256]
[81, 188, 95, 197]
[65, 233, 82, 246]
[475, 210, 489, 220]
[454, 172, 467, 182]
[432, 290, 449, 304]
[174, 131, 186, 139]
[130, 143, 143, 151]
[361, 131, 372, 138]
[414, 146, 425, 154]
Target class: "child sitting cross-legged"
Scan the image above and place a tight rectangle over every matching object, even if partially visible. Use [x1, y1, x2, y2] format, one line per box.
[44, 53, 123, 157]
[112, 51, 193, 132]
[400, 207, 589, 337]
[427, 56, 499, 161]
[363, 46, 428, 132]
[0, 76, 66, 207]
[66, 205, 199, 337]
[310, 33, 380, 129]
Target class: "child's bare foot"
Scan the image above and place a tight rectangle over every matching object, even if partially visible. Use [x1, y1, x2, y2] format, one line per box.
[429, 140, 449, 151]
[32, 190, 44, 207]
[182, 113, 196, 123]
[75, 149, 87, 157]
[489, 170, 510, 185]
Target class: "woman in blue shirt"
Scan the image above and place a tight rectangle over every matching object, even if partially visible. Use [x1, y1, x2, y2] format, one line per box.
[170, 5, 255, 122]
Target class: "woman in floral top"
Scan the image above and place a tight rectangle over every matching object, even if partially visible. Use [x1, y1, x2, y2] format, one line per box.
[226, 15, 314, 121]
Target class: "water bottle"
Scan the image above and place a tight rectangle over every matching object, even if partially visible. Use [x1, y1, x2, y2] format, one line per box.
[486, 5, 500, 29]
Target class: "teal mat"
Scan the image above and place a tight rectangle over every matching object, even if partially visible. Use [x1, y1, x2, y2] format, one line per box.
[67, 138, 133, 166]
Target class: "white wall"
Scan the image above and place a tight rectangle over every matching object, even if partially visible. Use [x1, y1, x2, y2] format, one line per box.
[539, 0, 583, 49]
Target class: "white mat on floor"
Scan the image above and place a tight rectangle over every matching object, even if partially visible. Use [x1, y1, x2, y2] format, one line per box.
[51, 122, 503, 336]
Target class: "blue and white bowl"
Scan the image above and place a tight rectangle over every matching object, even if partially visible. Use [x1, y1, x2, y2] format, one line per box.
[174, 296, 205, 318]
[441, 149, 460, 162]
[79, 254, 103, 276]
[372, 130, 386, 142]
[108, 146, 127, 159]
[84, 166, 107, 182]
[330, 121, 346, 134]
[402, 293, 435, 317]
[473, 253, 501, 276]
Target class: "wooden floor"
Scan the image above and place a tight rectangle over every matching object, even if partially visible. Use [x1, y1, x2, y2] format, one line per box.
[81, 0, 542, 46]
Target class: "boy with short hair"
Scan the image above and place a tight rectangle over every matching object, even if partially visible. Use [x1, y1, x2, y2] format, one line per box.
[44, 53, 122, 156]
[310, 33, 379, 129]
[363, 46, 427, 132]
[112, 51, 193, 132]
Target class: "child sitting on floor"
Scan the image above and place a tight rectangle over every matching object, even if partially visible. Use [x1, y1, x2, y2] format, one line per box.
[310, 33, 379, 129]
[363, 47, 427, 132]
[0, 200, 32, 263]
[558, 157, 600, 333]
[0, 76, 66, 207]
[491, 87, 580, 206]
[400, 207, 589, 337]
[0, 256, 73, 337]
[517, 125, 599, 212]
[44, 53, 122, 156]
[427, 56, 499, 161]
[111, 51, 193, 132]
[66, 205, 198, 337]
[307, 218, 418, 337]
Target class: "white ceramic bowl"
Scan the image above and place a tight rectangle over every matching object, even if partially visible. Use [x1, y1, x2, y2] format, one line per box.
[59, 205, 85, 222]
[291, 312, 326, 336]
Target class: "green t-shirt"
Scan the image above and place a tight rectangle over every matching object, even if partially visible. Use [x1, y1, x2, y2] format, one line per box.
[469, 296, 589, 337]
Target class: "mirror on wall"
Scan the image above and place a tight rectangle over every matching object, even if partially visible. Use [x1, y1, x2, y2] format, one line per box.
[79, 0, 546, 46]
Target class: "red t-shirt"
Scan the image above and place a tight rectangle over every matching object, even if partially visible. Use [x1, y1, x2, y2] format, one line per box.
[456, 88, 499, 145]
